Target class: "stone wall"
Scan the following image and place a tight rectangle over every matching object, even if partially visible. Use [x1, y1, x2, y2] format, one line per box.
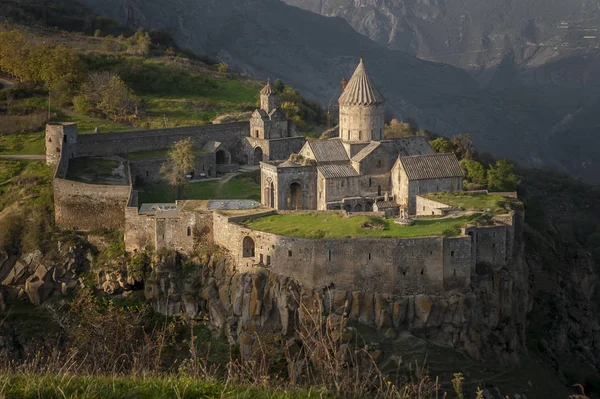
[54, 178, 132, 231]
[415, 196, 453, 216]
[76, 123, 249, 158]
[129, 153, 216, 185]
[407, 178, 463, 214]
[212, 212, 473, 295]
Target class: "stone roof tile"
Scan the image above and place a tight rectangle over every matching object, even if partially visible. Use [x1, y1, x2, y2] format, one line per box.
[308, 139, 349, 163]
[317, 164, 359, 179]
[399, 153, 464, 180]
[338, 59, 385, 106]
[351, 141, 380, 162]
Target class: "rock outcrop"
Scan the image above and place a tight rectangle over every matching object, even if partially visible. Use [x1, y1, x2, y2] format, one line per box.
[144, 249, 530, 365]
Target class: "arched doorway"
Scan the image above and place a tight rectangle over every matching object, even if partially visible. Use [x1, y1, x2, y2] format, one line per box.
[254, 147, 263, 165]
[216, 150, 227, 165]
[242, 236, 255, 258]
[354, 203, 363, 212]
[289, 182, 302, 209]
[270, 182, 275, 208]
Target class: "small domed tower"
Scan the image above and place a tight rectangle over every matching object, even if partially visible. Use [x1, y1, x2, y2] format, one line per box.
[45, 122, 78, 173]
[338, 58, 385, 146]
[260, 80, 278, 113]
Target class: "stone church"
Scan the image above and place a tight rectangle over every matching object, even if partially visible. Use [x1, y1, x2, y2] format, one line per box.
[260, 59, 464, 215]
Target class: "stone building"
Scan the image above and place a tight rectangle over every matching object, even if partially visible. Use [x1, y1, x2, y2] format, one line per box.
[260, 59, 464, 215]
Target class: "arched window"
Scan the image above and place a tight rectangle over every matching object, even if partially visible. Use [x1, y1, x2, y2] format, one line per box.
[187, 226, 192, 237]
[242, 236, 255, 258]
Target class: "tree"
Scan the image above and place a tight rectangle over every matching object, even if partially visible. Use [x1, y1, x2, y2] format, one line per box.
[217, 63, 229, 73]
[487, 159, 521, 191]
[459, 159, 487, 186]
[160, 138, 197, 197]
[452, 133, 476, 160]
[429, 137, 454, 153]
[384, 119, 414, 138]
[74, 72, 140, 122]
[127, 30, 151, 56]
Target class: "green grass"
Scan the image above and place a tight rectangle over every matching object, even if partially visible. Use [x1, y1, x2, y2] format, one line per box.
[53, 109, 135, 134]
[0, 132, 46, 155]
[0, 160, 25, 182]
[66, 157, 124, 184]
[0, 374, 325, 399]
[424, 192, 517, 214]
[243, 213, 475, 239]
[136, 171, 260, 204]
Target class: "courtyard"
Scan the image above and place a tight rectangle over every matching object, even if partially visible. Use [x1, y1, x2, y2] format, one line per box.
[242, 212, 478, 239]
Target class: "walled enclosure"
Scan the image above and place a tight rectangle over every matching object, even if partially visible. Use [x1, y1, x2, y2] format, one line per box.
[212, 212, 477, 295]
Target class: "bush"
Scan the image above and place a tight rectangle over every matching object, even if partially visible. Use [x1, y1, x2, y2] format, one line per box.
[216, 63, 229, 73]
[429, 137, 454, 153]
[76, 72, 140, 122]
[94, 29, 102, 37]
[488, 159, 521, 191]
[442, 224, 461, 237]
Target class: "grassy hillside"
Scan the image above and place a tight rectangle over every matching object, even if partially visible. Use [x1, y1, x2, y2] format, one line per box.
[0, 5, 326, 156]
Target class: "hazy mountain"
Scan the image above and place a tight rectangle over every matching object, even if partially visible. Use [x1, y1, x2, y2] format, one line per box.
[280, 0, 600, 71]
[77, 0, 599, 183]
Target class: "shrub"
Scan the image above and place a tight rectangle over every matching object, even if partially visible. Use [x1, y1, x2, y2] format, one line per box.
[76, 72, 140, 122]
[488, 159, 521, 191]
[460, 159, 487, 186]
[442, 224, 461, 237]
[94, 29, 102, 37]
[429, 137, 454, 153]
[216, 63, 229, 73]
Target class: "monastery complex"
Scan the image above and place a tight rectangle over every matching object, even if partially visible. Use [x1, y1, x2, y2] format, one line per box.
[46, 59, 522, 296]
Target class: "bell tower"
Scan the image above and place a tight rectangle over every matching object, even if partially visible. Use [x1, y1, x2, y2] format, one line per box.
[260, 80, 277, 113]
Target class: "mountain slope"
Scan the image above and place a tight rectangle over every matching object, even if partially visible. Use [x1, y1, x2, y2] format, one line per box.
[280, 0, 600, 71]
[75, 0, 599, 183]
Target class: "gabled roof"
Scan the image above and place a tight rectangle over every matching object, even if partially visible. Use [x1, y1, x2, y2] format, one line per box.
[351, 141, 380, 162]
[252, 109, 269, 119]
[380, 137, 435, 157]
[269, 108, 287, 121]
[338, 59, 385, 106]
[375, 201, 399, 209]
[307, 139, 349, 163]
[398, 153, 464, 181]
[260, 81, 276, 96]
[317, 164, 359, 179]
[202, 141, 222, 153]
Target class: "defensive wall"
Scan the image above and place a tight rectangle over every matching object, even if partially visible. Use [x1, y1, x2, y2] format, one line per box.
[75, 123, 250, 159]
[212, 211, 478, 295]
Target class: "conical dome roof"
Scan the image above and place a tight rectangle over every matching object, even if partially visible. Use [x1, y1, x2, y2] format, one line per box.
[260, 80, 276, 95]
[338, 59, 384, 106]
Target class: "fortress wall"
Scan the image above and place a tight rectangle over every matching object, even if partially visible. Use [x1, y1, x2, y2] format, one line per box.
[466, 225, 508, 266]
[125, 206, 155, 252]
[76, 123, 249, 157]
[54, 178, 131, 231]
[415, 196, 453, 216]
[443, 237, 472, 290]
[213, 213, 472, 295]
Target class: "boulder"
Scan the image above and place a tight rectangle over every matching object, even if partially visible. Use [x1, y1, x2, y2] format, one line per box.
[24, 275, 54, 305]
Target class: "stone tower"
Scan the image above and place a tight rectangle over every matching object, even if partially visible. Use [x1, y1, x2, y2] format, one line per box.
[260, 80, 277, 113]
[45, 122, 78, 173]
[338, 59, 385, 147]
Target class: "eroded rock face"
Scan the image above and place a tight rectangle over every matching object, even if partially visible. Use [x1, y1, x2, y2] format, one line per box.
[145, 249, 530, 365]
